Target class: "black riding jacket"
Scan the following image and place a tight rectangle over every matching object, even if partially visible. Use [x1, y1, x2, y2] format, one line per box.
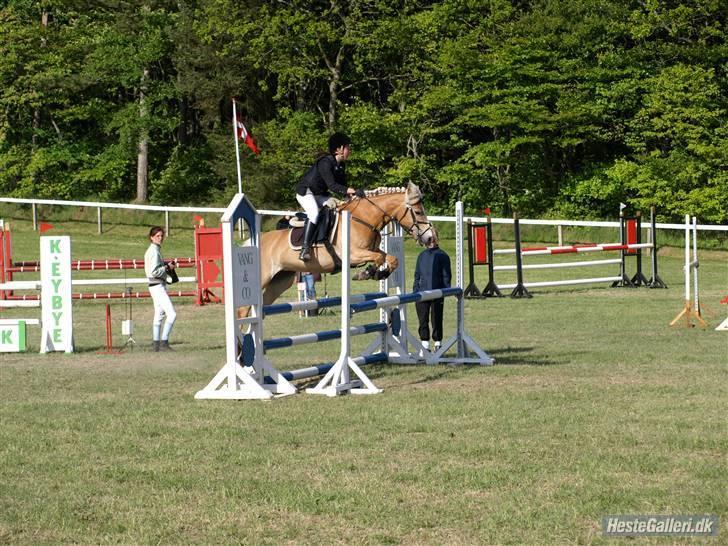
[295, 154, 348, 197]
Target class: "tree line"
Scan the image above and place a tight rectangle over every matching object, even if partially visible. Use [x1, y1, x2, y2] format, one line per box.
[1, 0, 726, 222]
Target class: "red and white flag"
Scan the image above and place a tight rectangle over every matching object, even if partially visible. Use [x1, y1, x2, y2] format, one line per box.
[236, 117, 260, 156]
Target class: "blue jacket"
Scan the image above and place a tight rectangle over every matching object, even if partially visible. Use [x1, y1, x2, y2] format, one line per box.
[413, 246, 451, 292]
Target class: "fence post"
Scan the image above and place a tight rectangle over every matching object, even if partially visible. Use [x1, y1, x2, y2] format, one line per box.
[97, 207, 103, 234]
[165, 210, 170, 237]
[557, 224, 563, 246]
[32, 203, 38, 231]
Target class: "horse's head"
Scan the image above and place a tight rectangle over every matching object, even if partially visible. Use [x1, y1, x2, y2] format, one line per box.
[399, 182, 435, 246]
[348, 183, 435, 246]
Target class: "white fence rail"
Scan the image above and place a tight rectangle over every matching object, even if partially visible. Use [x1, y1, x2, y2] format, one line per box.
[1, 196, 726, 235]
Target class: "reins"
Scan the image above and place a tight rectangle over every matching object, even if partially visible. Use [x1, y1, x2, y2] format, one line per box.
[338, 192, 434, 242]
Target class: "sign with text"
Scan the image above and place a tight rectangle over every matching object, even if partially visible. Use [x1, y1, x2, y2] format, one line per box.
[231, 244, 260, 308]
[0, 320, 27, 352]
[40, 236, 74, 353]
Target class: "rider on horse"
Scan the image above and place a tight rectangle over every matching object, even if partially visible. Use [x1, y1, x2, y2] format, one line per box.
[295, 132, 365, 261]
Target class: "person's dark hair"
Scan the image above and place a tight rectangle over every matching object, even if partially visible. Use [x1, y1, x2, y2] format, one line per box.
[328, 132, 351, 153]
[149, 226, 164, 239]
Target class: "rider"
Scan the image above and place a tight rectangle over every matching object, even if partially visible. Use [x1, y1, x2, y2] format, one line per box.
[295, 132, 365, 261]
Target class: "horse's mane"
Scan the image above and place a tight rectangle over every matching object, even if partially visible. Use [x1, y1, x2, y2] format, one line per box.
[362, 186, 406, 197]
[333, 184, 422, 210]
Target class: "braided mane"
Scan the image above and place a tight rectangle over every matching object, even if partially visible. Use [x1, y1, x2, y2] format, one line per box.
[363, 186, 406, 197]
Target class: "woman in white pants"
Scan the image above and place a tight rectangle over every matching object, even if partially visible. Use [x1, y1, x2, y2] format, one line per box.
[144, 226, 177, 351]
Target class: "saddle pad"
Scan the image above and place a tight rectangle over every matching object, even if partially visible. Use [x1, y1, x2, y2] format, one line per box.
[288, 213, 340, 250]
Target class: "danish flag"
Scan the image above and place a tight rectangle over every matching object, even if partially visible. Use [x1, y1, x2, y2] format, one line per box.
[236, 118, 261, 156]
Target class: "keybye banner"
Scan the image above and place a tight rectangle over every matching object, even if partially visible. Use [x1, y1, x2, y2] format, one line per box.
[40, 236, 74, 353]
[0, 320, 27, 352]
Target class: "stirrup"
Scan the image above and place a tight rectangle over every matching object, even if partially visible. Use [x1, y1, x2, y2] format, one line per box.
[299, 247, 311, 261]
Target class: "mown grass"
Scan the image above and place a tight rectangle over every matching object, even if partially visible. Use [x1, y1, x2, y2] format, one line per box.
[0, 210, 726, 545]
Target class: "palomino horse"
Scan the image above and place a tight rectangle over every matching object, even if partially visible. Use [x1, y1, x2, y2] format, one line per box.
[258, 182, 434, 306]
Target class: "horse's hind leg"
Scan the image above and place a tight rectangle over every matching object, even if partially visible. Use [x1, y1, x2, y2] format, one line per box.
[263, 270, 298, 305]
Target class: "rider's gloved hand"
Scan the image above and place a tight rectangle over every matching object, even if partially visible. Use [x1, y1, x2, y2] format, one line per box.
[354, 188, 366, 198]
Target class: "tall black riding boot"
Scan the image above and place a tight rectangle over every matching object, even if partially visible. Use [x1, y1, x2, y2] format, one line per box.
[299, 220, 316, 261]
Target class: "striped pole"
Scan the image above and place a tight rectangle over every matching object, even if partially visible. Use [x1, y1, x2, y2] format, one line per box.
[263, 292, 386, 316]
[493, 242, 654, 256]
[350, 288, 462, 314]
[265, 353, 388, 384]
[263, 322, 388, 350]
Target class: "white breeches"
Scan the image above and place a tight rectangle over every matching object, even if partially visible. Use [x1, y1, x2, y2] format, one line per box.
[295, 191, 329, 225]
[149, 283, 177, 337]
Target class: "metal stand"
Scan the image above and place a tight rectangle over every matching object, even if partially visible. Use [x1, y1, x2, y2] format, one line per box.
[123, 286, 136, 349]
[510, 214, 531, 298]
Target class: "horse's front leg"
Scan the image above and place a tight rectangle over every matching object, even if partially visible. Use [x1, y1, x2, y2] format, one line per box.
[350, 249, 399, 281]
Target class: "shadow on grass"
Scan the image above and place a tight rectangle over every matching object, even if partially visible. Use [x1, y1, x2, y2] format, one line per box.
[288, 348, 563, 390]
[487, 345, 561, 366]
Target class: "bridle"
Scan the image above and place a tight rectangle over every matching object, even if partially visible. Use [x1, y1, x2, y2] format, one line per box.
[342, 194, 434, 244]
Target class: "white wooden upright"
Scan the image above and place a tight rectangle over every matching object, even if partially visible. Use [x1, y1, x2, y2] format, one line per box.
[194, 194, 295, 400]
[306, 212, 382, 396]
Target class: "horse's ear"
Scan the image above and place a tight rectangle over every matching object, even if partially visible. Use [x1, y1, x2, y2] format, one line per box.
[406, 181, 422, 204]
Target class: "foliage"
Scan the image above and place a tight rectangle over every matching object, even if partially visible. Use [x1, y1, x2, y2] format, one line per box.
[0, 0, 725, 222]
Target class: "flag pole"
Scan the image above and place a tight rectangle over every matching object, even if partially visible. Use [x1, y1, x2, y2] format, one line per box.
[232, 99, 243, 194]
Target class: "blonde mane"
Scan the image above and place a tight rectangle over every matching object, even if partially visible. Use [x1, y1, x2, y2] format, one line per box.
[363, 186, 406, 197]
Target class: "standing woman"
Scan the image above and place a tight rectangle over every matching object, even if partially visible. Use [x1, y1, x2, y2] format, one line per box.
[413, 234, 451, 353]
[294, 132, 364, 261]
[144, 226, 177, 351]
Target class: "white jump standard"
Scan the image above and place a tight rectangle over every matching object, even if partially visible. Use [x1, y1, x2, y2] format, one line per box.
[195, 194, 297, 400]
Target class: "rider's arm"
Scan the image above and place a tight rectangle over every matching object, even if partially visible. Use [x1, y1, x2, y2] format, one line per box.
[319, 156, 350, 196]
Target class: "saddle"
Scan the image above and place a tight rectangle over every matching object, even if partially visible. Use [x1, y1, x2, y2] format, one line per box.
[279, 203, 342, 272]
[287, 208, 336, 248]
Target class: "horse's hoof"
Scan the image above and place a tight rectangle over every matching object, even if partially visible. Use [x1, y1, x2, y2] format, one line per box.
[353, 264, 377, 280]
[374, 269, 392, 281]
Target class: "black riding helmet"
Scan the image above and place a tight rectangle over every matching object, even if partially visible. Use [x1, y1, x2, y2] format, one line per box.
[328, 132, 351, 153]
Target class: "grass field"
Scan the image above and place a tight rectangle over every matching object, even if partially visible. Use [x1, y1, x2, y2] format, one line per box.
[0, 210, 726, 545]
